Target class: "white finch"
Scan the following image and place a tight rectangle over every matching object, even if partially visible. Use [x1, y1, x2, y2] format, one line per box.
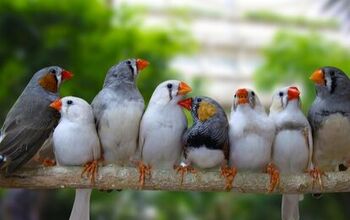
[229, 88, 275, 174]
[51, 96, 101, 220]
[138, 80, 192, 186]
[269, 86, 312, 220]
[91, 59, 149, 165]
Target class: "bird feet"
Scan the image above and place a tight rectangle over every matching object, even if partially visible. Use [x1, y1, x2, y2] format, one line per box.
[42, 158, 56, 167]
[309, 167, 325, 189]
[220, 166, 237, 191]
[82, 160, 99, 184]
[266, 163, 280, 192]
[174, 163, 196, 185]
[137, 161, 151, 189]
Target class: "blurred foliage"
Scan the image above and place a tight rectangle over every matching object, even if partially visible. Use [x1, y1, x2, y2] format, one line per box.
[254, 31, 350, 111]
[245, 11, 338, 30]
[0, 0, 196, 123]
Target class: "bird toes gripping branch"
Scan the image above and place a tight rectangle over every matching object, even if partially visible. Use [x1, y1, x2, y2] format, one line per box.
[174, 164, 197, 186]
[220, 165, 237, 191]
[309, 167, 325, 190]
[267, 163, 280, 192]
[81, 160, 99, 184]
[137, 161, 152, 188]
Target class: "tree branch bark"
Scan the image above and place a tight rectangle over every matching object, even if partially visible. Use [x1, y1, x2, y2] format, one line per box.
[0, 165, 349, 194]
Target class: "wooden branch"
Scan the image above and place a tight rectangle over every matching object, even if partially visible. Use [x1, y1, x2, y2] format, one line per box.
[0, 165, 349, 194]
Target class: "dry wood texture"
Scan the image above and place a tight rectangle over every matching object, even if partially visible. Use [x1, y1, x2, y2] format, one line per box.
[0, 165, 349, 194]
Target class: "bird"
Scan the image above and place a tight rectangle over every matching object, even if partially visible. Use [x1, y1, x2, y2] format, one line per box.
[269, 86, 312, 220]
[0, 66, 73, 174]
[177, 96, 234, 189]
[308, 66, 350, 186]
[91, 58, 149, 165]
[229, 88, 275, 189]
[137, 80, 192, 187]
[50, 96, 101, 220]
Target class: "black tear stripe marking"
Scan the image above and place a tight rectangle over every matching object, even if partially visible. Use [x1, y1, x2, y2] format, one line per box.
[168, 87, 173, 100]
[127, 63, 134, 74]
[330, 75, 336, 94]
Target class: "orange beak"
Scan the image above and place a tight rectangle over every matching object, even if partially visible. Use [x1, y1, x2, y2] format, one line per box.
[50, 99, 62, 111]
[61, 70, 73, 81]
[177, 81, 192, 96]
[287, 87, 300, 100]
[136, 59, 149, 71]
[178, 98, 192, 110]
[236, 88, 249, 105]
[310, 69, 325, 85]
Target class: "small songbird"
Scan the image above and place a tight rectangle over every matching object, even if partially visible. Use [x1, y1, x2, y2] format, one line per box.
[308, 67, 350, 184]
[91, 59, 149, 165]
[51, 96, 101, 220]
[137, 80, 192, 186]
[269, 86, 313, 220]
[0, 66, 73, 174]
[229, 88, 275, 183]
[177, 96, 234, 188]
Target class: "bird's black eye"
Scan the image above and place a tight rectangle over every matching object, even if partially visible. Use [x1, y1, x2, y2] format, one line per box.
[197, 98, 202, 102]
[50, 69, 56, 74]
[126, 60, 131, 65]
[67, 100, 73, 105]
[234, 94, 236, 98]
[251, 91, 255, 96]
[330, 71, 335, 76]
[167, 83, 173, 89]
[279, 92, 283, 97]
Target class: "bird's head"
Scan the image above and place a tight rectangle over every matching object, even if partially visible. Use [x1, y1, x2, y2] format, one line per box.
[270, 86, 301, 113]
[103, 58, 149, 87]
[232, 88, 262, 111]
[37, 66, 73, 93]
[310, 66, 350, 98]
[50, 96, 94, 123]
[178, 96, 221, 122]
[149, 80, 192, 105]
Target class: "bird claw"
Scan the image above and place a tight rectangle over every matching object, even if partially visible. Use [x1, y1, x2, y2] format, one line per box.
[174, 164, 196, 185]
[138, 161, 151, 189]
[220, 166, 237, 191]
[266, 163, 280, 192]
[309, 168, 325, 190]
[81, 160, 99, 184]
[42, 158, 56, 167]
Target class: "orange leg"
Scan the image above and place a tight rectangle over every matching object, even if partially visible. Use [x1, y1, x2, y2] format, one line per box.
[81, 160, 99, 184]
[174, 164, 197, 185]
[220, 165, 237, 191]
[35, 157, 56, 167]
[138, 161, 152, 189]
[309, 167, 325, 189]
[266, 163, 280, 192]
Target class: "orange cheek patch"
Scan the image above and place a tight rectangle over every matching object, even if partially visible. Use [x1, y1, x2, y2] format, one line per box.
[39, 73, 58, 93]
[198, 102, 217, 121]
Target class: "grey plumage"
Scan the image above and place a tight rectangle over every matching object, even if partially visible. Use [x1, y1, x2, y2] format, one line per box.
[91, 59, 145, 164]
[0, 66, 69, 174]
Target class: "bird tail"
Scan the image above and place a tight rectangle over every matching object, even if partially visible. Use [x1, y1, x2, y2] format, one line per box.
[281, 194, 302, 220]
[69, 189, 92, 220]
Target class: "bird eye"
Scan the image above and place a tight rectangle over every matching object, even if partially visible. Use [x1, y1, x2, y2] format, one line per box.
[251, 91, 255, 96]
[167, 83, 173, 89]
[279, 92, 283, 97]
[197, 98, 202, 102]
[126, 60, 131, 65]
[330, 71, 335, 76]
[234, 94, 236, 98]
[50, 69, 57, 74]
[67, 100, 73, 105]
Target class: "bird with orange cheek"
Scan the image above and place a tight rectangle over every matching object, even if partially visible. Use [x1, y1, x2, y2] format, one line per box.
[0, 66, 73, 174]
[269, 86, 312, 220]
[308, 67, 350, 189]
[177, 96, 234, 190]
[229, 88, 275, 190]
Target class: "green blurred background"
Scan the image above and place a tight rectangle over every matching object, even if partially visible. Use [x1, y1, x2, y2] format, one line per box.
[1, 0, 350, 219]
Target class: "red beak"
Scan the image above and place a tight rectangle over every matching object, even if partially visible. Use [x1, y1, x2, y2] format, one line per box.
[178, 98, 192, 110]
[287, 87, 300, 100]
[136, 59, 149, 71]
[61, 70, 73, 81]
[236, 88, 249, 105]
[50, 99, 62, 111]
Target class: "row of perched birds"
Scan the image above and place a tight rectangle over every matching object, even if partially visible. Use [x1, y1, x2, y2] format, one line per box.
[0, 59, 349, 220]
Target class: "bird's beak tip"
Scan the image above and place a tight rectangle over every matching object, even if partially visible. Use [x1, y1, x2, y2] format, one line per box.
[50, 99, 62, 111]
